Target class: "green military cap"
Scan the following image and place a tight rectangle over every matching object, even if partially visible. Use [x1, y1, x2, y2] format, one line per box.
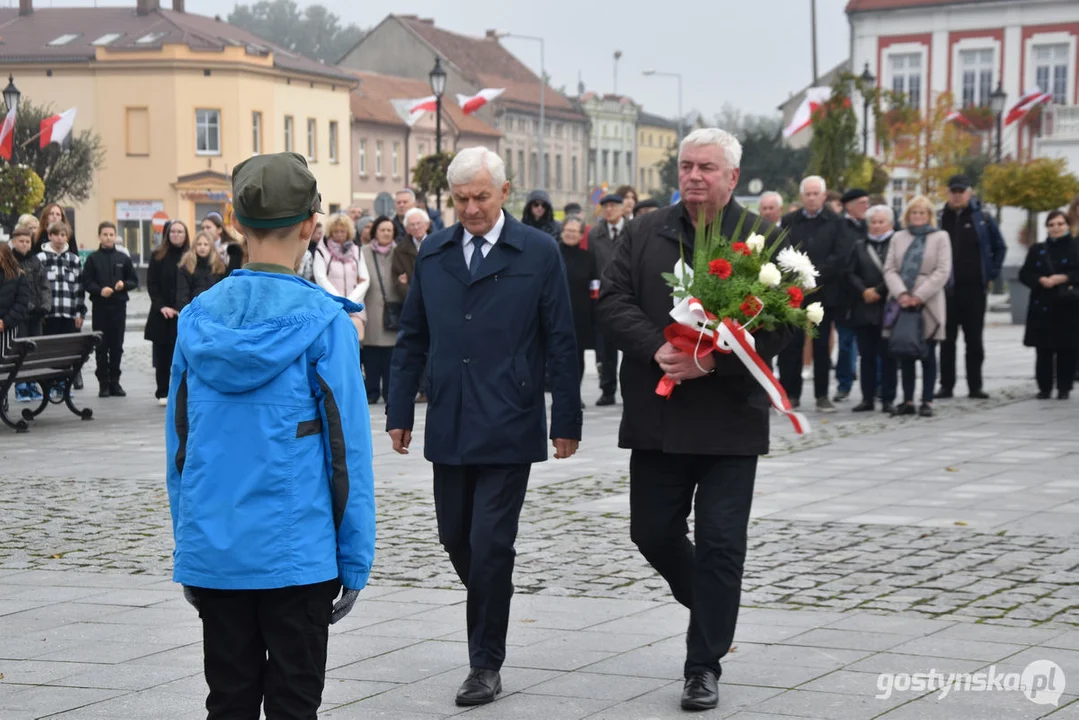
[232, 152, 323, 229]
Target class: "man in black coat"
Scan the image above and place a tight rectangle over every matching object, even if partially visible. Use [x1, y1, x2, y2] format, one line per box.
[834, 188, 870, 402]
[776, 176, 851, 412]
[588, 193, 627, 406]
[598, 128, 790, 712]
[387, 146, 581, 708]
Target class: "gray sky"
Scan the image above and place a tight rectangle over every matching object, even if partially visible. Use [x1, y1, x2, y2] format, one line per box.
[27, 0, 852, 120]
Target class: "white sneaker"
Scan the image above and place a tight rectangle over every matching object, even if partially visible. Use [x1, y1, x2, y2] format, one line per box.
[158, 398, 168, 407]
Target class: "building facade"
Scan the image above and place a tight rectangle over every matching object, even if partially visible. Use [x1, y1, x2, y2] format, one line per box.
[338, 14, 589, 211]
[636, 111, 678, 198]
[0, 0, 354, 262]
[574, 92, 638, 195]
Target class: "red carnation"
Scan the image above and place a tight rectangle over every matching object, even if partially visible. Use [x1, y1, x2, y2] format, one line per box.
[708, 258, 732, 279]
[787, 286, 804, 308]
[740, 295, 762, 317]
[731, 242, 751, 256]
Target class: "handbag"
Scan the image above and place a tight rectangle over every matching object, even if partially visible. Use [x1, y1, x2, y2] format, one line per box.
[372, 251, 403, 332]
[1042, 248, 1079, 310]
[888, 307, 927, 359]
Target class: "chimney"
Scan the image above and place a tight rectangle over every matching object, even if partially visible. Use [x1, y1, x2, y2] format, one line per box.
[19, 0, 32, 16]
[173, 0, 184, 11]
[136, 0, 161, 16]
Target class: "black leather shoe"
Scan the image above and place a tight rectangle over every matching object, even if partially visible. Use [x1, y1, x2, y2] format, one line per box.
[934, 389, 953, 399]
[98, 384, 110, 398]
[968, 389, 990, 399]
[681, 669, 719, 711]
[109, 383, 127, 397]
[851, 401, 874, 412]
[455, 668, 501, 707]
[1060, 391, 1071, 401]
[596, 394, 616, 407]
[1037, 391, 1052, 400]
[893, 402, 916, 416]
[881, 402, 895, 414]
[918, 402, 933, 417]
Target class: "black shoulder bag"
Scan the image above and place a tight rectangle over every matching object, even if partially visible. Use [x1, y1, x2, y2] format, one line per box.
[372, 251, 403, 332]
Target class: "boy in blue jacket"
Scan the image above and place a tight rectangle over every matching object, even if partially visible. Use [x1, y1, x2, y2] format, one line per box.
[166, 152, 375, 719]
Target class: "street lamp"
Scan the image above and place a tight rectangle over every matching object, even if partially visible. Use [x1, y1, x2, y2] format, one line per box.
[490, 30, 546, 190]
[858, 62, 875, 155]
[642, 69, 683, 143]
[428, 58, 447, 211]
[989, 83, 1007, 163]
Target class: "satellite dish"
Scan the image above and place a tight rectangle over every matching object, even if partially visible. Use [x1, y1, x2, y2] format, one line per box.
[374, 192, 395, 217]
[748, 179, 764, 195]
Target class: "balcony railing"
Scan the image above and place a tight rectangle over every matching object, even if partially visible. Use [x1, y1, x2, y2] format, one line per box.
[1042, 105, 1079, 139]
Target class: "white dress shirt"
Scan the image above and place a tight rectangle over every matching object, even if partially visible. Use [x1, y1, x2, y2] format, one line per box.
[608, 218, 625, 238]
[463, 210, 505, 267]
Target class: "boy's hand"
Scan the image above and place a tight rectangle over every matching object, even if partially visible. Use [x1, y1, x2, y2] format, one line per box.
[74, 317, 83, 330]
[389, 429, 412, 455]
[330, 588, 360, 624]
[101, 287, 114, 298]
[115, 281, 125, 291]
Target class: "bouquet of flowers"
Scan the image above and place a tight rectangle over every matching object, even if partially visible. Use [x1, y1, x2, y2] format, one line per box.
[658, 210, 824, 434]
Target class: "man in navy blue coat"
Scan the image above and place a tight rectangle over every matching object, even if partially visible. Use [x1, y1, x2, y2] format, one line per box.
[387, 146, 582, 708]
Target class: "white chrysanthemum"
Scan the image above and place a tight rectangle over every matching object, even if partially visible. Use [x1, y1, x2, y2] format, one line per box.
[776, 247, 819, 289]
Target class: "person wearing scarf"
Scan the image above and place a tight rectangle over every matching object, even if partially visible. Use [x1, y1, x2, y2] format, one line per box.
[883, 195, 953, 417]
[313, 212, 371, 308]
[360, 216, 400, 404]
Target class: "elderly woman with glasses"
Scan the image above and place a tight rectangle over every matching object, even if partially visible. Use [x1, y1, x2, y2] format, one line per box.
[848, 204, 899, 413]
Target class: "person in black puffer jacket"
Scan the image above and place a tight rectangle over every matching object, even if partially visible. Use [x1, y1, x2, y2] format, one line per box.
[145, 220, 190, 405]
[9, 226, 50, 337]
[178, 230, 228, 309]
[0, 241, 31, 342]
[521, 188, 561, 238]
[82, 221, 140, 398]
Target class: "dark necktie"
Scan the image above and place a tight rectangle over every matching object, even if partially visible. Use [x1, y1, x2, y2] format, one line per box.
[469, 236, 485, 277]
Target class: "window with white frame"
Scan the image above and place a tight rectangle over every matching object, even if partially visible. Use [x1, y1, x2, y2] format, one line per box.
[888, 53, 922, 110]
[1034, 44, 1069, 105]
[329, 121, 338, 163]
[891, 178, 906, 218]
[376, 140, 383, 176]
[392, 142, 400, 177]
[284, 116, 293, 152]
[196, 109, 220, 155]
[358, 139, 366, 176]
[252, 111, 262, 155]
[959, 49, 995, 107]
[306, 118, 316, 161]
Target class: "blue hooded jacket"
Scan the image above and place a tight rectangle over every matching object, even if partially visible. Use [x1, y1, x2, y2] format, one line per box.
[165, 268, 375, 591]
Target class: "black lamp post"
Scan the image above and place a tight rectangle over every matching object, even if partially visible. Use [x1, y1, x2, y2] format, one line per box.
[429, 58, 447, 211]
[3, 74, 20, 164]
[859, 62, 875, 155]
[988, 83, 1007, 163]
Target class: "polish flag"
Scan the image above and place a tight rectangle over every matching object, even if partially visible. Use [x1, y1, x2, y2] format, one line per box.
[945, 110, 973, 128]
[782, 87, 833, 139]
[1004, 88, 1052, 127]
[455, 88, 505, 115]
[391, 96, 438, 127]
[40, 107, 77, 149]
[0, 105, 15, 161]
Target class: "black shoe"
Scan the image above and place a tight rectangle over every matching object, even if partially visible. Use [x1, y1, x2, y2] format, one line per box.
[98, 384, 110, 398]
[919, 402, 933, 417]
[596, 394, 616, 407]
[109, 383, 126, 397]
[1037, 391, 1052, 400]
[851, 401, 874, 412]
[789, 398, 800, 409]
[73, 372, 83, 390]
[580, 400, 586, 409]
[893, 402, 916, 416]
[455, 668, 501, 707]
[881, 402, 895, 414]
[834, 391, 850, 402]
[968, 390, 990, 400]
[1060, 391, 1071, 401]
[934, 389, 953, 399]
[681, 669, 719, 711]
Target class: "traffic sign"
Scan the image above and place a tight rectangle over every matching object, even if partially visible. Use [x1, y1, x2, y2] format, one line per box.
[151, 211, 169, 233]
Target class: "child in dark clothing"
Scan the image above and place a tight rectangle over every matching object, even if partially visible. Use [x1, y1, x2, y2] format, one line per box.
[82, 221, 140, 397]
[10, 227, 50, 402]
[36, 221, 86, 336]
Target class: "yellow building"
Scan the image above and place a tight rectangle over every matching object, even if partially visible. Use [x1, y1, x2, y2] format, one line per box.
[0, 0, 354, 262]
[636, 111, 679, 199]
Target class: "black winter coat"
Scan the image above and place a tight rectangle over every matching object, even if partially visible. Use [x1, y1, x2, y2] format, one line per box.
[560, 242, 598, 351]
[780, 207, 852, 312]
[0, 272, 30, 334]
[1019, 235, 1079, 349]
[82, 247, 139, 307]
[847, 235, 892, 327]
[144, 244, 185, 344]
[12, 248, 50, 317]
[177, 257, 226, 309]
[225, 243, 244, 276]
[597, 201, 791, 456]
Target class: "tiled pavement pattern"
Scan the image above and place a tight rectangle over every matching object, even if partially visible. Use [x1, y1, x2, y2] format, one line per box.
[2, 303, 1078, 718]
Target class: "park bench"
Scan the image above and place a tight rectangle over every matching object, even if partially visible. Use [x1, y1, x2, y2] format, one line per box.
[0, 332, 101, 433]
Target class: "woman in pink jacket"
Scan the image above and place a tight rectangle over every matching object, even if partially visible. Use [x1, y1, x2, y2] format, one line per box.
[313, 213, 371, 314]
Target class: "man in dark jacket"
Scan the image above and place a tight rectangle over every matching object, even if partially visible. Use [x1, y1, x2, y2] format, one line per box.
[937, 174, 1007, 399]
[776, 176, 851, 412]
[834, 188, 870, 402]
[388, 147, 581, 708]
[598, 128, 790, 713]
[392, 188, 416, 243]
[81, 221, 139, 397]
[589, 193, 627, 406]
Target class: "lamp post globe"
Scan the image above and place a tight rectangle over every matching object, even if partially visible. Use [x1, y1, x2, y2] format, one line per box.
[3, 74, 20, 115]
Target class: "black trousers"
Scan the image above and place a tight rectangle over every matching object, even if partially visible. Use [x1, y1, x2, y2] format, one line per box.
[194, 579, 340, 720]
[361, 345, 393, 402]
[91, 304, 126, 383]
[777, 327, 805, 401]
[433, 463, 530, 671]
[940, 289, 987, 393]
[901, 340, 938, 404]
[855, 325, 897, 404]
[629, 450, 757, 677]
[42, 316, 77, 336]
[810, 308, 839, 399]
[153, 339, 176, 399]
[596, 332, 618, 397]
[1036, 348, 1077, 394]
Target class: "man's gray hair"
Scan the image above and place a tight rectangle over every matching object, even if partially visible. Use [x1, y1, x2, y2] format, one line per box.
[395, 188, 416, 200]
[678, 128, 742, 169]
[561, 215, 585, 233]
[447, 146, 507, 188]
[867, 204, 895, 225]
[759, 191, 783, 206]
[404, 207, 430, 224]
[800, 175, 826, 194]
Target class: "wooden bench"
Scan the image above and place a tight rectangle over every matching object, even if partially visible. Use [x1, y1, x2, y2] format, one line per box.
[0, 332, 101, 433]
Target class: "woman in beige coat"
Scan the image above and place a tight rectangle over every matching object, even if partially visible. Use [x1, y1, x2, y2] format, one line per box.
[883, 195, 953, 418]
[360, 216, 402, 404]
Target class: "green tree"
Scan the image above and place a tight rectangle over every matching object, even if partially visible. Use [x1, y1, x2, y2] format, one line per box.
[806, 84, 861, 191]
[982, 158, 1079, 246]
[651, 145, 678, 205]
[228, 0, 365, 65]
[412, 152, 455, 207]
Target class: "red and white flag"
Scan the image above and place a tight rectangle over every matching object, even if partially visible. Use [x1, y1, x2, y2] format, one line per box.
[782, 86, 832, 139]
[1004, 88, 1052, 126]
[455, 88, 504, 115]
[40, 107, 77, 149]
[391, 96, 438, 127]
[945, 110, 973, 128]
[0, 104, 16, 161]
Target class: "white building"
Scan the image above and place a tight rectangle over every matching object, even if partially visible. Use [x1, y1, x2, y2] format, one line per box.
[574, 92, 640, 192]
